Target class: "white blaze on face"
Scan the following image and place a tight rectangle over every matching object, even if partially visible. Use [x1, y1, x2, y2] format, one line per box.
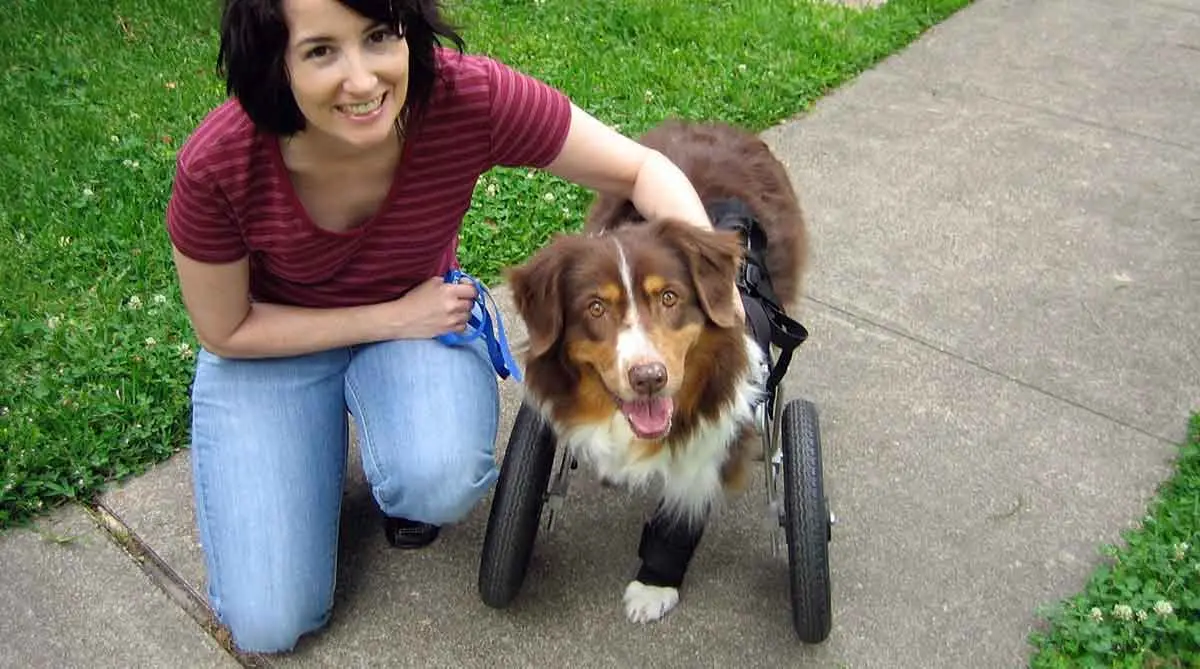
[613, 240, 663, 390]
[609, 239, 676, 440]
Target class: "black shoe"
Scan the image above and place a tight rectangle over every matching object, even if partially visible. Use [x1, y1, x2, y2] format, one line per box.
[383, 517, 440, 549]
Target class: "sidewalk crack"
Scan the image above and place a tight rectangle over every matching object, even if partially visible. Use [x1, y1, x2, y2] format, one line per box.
[972, 90, 1198, 155]
[801, 295, 1177, 445]
[86, 503, 272, 668]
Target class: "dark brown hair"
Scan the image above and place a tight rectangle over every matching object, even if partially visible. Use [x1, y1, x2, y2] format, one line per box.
[216, 0, 465, 135]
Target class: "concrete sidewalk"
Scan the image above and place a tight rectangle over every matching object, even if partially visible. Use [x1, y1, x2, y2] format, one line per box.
[3, 0, 1198, 666]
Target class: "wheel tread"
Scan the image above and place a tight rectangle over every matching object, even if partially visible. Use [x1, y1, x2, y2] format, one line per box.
[781, 398, 832, 643]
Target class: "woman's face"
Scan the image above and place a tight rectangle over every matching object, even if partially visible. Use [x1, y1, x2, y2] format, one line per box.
[282, 0, 410, 151]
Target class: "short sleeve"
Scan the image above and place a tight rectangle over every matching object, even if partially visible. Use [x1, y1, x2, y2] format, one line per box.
[485, 58, 573, 168]
[165, 159, 247, 264]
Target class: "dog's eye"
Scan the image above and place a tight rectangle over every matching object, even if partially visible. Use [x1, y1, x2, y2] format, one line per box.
[661, 290, 678, 308]
[587, 299, 606, 318]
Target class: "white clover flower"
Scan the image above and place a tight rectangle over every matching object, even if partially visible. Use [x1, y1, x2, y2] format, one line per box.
[1153, 600, 1174, 616]
[644, 90, 654, 102]
[178, 343, 194, 359]
[1173, 542, 1189, 561]
[82, 187, 94, 198]
[110, 135, 120, 143]
[485, 183, 497, 197]
[1136, 609, 1148, 622]
[543, 192, 556, 202]
[127, 295, 143, 310]
[58, 236, 71, 247]
[152, 294, 168, 305]
[122, 159, 140, 169]
[47, 315, 61, 330]
[1112, 604, 1133, 621]
[1089, 607, 1103, 622]
[144, 337, 157, 347]
[738, 63, 747, 72]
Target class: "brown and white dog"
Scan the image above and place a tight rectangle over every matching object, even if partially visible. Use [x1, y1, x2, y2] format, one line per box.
[506, 119, 807, 624]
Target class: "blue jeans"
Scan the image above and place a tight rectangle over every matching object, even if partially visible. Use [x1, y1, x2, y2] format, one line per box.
[188, 337, 500, 653]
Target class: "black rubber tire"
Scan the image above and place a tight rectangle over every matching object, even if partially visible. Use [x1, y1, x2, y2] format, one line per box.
[781, 398, 833, 643]
[478, 401, 558, 609]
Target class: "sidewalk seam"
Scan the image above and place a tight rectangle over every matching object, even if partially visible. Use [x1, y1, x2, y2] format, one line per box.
[970, 89, 1199, 155]
[85, 501, 272, 669]
[802, 295, 1178, 445]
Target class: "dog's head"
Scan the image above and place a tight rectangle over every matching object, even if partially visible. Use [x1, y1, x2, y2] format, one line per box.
[507, 219, 744, 440]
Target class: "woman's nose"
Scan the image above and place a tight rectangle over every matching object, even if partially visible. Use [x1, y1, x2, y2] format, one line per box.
[341, 51, 378, 93]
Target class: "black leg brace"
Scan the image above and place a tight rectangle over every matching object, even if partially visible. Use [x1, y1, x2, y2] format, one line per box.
[634, 507, 707, 588]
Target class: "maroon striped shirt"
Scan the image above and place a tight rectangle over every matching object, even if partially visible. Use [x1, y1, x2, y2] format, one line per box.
[165, 49, 572, 308]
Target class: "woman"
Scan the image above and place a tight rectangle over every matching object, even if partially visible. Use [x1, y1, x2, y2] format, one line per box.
[166, 0, 720, 654]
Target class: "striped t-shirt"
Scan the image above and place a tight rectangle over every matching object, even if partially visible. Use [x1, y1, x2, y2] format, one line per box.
[165, 49, 572, 308]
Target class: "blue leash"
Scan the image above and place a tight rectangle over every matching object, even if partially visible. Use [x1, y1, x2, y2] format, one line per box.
[435, 269, 523, 382]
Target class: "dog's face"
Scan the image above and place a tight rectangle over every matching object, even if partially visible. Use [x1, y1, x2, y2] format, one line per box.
[507, 219, 743, 441]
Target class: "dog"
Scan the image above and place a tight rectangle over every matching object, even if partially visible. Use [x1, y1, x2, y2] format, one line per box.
[505, 119, 808, 624]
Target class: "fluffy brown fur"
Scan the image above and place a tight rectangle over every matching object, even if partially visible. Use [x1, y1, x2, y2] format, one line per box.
[503, 119, 808, 625]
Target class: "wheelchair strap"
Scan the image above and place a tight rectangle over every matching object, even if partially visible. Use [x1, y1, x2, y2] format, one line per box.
[708, 199, 809, 396]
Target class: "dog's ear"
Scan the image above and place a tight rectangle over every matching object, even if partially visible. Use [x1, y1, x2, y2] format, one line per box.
[505, 239, 573, 358]
[657, 219, 744, 329]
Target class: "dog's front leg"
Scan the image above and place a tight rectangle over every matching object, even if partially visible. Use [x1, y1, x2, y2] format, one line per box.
[623, 505, 708, 623]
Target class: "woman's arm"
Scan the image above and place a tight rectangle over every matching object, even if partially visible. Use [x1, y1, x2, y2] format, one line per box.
[542, 104, 744, 320]
[543, 104, 713, 231]
[172, 248, 477, 359]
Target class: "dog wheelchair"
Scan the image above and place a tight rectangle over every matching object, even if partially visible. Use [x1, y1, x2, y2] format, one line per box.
[475, 201, 834, 644]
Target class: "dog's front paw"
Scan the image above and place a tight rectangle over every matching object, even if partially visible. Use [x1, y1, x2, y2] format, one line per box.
[623, 580, 680, 623]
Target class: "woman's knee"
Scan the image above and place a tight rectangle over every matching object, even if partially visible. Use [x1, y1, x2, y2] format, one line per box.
[373, 436, 499, 524]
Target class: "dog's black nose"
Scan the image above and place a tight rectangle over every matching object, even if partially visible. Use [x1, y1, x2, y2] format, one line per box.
[629, 362, 667, 395]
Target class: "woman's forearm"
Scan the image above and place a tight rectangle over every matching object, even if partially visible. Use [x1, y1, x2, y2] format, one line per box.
[629, 150, 714, 231]
[199, 300, 398, 359]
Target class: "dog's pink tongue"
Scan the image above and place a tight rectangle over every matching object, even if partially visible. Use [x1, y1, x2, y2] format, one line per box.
[621, 397, 674, 438]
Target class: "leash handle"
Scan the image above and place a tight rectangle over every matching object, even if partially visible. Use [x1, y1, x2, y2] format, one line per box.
[434, 269, 523, 382]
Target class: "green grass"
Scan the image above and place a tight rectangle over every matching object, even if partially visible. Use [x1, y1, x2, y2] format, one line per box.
[1029, 414, 1200, 668]
[0, 0, 971, 529]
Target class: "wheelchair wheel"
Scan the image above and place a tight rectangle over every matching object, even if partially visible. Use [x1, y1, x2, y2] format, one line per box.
[478, 401, 558, 609]
[780, 398, 832, 643]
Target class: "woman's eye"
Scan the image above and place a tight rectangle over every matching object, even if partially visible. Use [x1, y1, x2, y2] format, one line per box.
[368, 26, 401, 44]
[304, 45, 332, 60]
[587, 300, 606, 318]
[661, 290, 678, 307]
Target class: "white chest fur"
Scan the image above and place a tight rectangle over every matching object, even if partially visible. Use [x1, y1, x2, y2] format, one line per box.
[544, 334, 766, 523]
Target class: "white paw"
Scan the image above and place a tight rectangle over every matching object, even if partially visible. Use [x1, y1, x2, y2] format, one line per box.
[623, 580, 680, 623]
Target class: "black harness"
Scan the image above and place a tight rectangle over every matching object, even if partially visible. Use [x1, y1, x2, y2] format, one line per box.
[707, 198, 809, 398]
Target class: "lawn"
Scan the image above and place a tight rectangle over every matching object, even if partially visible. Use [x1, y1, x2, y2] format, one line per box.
[1028, 414, 1200, 668]
[0, 0, 972, 529]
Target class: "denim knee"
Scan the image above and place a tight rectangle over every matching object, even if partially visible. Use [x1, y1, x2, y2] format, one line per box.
[374, 438, 498, 525]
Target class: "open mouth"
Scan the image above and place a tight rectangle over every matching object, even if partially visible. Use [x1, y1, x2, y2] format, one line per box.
[618, 396, 674, 440]
[336, 92, 386, 118]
